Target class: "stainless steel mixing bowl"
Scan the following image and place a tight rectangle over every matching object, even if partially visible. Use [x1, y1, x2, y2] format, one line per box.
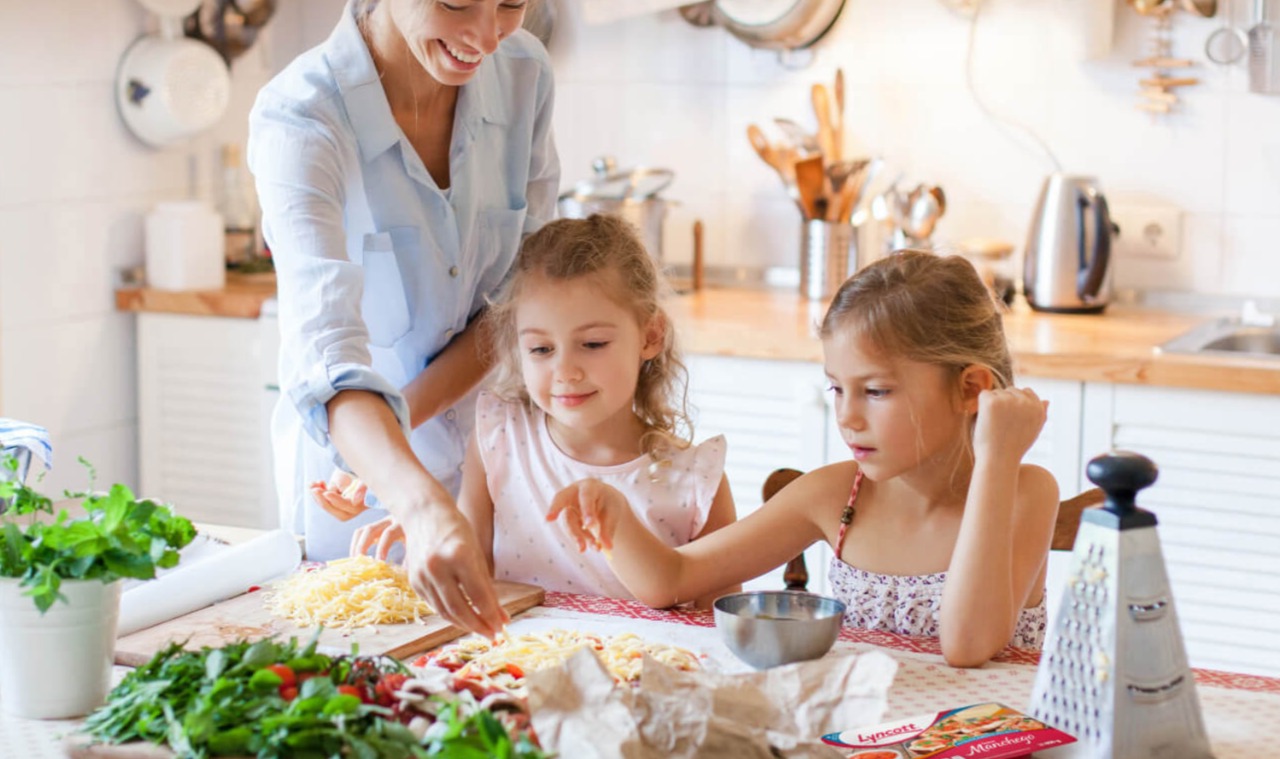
[713, 591, 846, 669]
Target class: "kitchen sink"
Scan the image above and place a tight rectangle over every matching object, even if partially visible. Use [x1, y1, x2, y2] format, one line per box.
[1159, 315, 1280, 360]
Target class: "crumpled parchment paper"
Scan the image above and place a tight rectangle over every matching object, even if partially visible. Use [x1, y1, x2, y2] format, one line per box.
[527, 648, 898, 758]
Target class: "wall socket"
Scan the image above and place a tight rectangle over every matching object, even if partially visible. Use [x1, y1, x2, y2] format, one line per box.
[1109, 204, 1182, 261]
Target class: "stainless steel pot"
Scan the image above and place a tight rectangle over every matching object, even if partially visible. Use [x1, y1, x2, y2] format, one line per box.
[680, 0, 847, 51]
[557, 157, 675, 263]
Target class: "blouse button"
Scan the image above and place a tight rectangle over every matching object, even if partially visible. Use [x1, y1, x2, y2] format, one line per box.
[445, 409, 457, 421]
[444, 328, 455, 340]
[449, 265, 459, 277]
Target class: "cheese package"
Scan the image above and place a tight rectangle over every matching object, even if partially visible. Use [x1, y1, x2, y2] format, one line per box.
[821, 702, 1075, 758]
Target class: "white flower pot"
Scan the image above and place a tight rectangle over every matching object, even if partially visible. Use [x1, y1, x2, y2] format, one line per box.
[0, 577, 121, 719]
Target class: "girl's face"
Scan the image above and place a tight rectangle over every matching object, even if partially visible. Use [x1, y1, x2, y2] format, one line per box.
[515, 273, 662, 436]
[388, 0, 528, 86]
[822, 329, 970, 481]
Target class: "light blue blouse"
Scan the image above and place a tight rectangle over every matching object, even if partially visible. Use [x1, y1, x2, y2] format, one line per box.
[247, 2, 559, 560]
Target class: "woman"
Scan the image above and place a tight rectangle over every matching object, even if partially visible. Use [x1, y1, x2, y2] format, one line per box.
[247, 0, 557, 638]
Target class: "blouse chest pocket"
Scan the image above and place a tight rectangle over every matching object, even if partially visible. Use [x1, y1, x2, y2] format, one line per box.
[474, 204, 528, 300]
[360, 229, 415, 348]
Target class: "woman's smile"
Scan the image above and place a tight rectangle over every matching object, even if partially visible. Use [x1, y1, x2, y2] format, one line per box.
[439, 39, 483, 70]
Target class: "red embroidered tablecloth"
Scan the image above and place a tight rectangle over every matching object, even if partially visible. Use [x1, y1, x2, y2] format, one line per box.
[534, 591, 1280, 757]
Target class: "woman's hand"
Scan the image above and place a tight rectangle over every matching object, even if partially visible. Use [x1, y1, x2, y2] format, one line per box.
[973, 386, 1048, 464]
[350, 515, 405, 560]
[546, 479, 629, 553]
[398, 502, 509, 639]
[310, 469, 370, 521]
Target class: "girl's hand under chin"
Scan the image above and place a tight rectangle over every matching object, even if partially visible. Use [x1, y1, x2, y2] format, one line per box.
[547, 479, 628, 554]
[973, 387, 1049, 463]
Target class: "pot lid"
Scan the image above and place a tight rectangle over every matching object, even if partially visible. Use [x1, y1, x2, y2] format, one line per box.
[566, 156, 674, 201]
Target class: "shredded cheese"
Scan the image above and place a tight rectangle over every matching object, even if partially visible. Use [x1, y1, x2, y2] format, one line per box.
[265, 555, 433, 629]
[432, 628, 700, 692]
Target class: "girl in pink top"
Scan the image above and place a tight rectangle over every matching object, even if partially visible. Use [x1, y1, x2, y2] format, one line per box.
[550, 251, 1059, 667]
[351, 214, 739, 607]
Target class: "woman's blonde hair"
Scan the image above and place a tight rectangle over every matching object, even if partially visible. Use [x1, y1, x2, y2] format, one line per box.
[820, 250, 1013, 390]
[486, 214, 691, 455]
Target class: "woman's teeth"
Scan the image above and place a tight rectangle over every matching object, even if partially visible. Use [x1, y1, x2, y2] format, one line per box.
[444, 42, 482, 64]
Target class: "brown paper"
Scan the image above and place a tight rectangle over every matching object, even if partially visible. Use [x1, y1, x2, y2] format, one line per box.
[527, 648, 898, 758]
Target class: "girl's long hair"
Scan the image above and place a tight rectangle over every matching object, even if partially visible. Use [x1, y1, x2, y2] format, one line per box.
[820, 250, 1013, 389]
[486, 214, 692, 456]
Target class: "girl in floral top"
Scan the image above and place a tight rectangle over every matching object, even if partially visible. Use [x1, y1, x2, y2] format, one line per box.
[550, 251, 1059, 667]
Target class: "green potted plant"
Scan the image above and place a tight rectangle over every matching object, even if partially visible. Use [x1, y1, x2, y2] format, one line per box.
[0, 456, 196, 719]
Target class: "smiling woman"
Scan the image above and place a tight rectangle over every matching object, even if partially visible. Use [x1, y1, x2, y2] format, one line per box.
[247, 0, 558, 638]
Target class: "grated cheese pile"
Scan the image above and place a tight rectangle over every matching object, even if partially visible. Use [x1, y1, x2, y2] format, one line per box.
[432, 629, 701, 691]
[265, 555, 433, 629]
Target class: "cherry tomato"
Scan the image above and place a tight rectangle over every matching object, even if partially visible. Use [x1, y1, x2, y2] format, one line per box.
[279, 685, 298, 701]
[266, 664, 296, 688]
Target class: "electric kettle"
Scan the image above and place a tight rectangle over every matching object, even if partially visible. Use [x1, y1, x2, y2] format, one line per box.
[1023, 174, 1118, 313]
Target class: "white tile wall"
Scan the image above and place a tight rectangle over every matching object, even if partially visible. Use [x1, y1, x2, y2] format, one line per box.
[0, 0, 280, 492]
[547, 0, 1280, 293]
[3, 0, 1280, 493]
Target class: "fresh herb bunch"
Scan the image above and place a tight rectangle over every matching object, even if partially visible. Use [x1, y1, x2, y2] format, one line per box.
[0, 455, 196, 612]
[84, 634, 551, 759]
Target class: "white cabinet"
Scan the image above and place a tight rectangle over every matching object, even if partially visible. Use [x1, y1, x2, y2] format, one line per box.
[137, 313, 278, 529]
[685, 355, 834, 594]
[1080, 383, 1280, 677]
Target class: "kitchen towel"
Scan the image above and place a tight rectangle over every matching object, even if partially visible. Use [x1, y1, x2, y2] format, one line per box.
[118, 528, 302, 636]
[581, 0, 691, 25]
[0, 418, 52, 471]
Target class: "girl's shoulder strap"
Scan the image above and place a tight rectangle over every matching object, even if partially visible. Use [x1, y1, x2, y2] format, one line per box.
[833, 468, 865, 558]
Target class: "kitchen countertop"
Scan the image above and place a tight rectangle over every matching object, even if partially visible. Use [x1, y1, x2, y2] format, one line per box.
[114, 275, 1280, 395]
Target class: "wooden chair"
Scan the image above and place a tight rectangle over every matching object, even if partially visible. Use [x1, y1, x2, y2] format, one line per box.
[761, 467, 1105, 592]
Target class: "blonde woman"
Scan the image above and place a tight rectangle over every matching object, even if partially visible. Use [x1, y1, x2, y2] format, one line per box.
[353, 215, 740, 608]
[249, 0, 557, 637]
[551, 251, 1059, 667]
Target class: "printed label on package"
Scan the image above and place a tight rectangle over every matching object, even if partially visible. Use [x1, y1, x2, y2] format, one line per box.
[822, 701, 1076, 758]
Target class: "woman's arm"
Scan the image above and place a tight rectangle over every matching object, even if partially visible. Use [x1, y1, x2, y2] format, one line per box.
[689, 475, 741, 609]
[401, 315, 494, 429]
[549, 463, 846, 608]
[327, 389, 508, 638]
[456, 434, 496, 574]
[939, 387, 1058, 667]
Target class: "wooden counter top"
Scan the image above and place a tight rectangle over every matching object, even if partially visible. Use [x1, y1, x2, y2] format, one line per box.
[115, 272, 277, 319]
[667, 288, 1280, 396]
[113, 276, 1280, 395]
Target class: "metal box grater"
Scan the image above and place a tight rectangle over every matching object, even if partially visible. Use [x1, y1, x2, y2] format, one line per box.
[1029, 451, 1213, 758]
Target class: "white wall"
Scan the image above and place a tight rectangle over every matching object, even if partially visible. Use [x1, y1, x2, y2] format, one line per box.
[548, 0, 1280, 297]
[2, 0, 1278, 493]
[0, 0, 291, 495]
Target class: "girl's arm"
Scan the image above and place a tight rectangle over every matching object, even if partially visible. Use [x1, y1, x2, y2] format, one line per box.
[939, 387, 1058, 667]
[549, 463, 848, 608]
[456, 434, 496, 575]
[689, 475, 741, 609]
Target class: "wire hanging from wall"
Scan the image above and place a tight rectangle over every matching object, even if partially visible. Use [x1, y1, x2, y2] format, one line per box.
[961, 1, 1063, 172]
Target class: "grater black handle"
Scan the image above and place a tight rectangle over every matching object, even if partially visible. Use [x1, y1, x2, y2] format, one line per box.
[1086, 450, 1158, 517]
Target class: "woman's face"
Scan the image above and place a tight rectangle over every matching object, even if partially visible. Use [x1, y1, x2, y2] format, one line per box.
[388, 0, 528, 86]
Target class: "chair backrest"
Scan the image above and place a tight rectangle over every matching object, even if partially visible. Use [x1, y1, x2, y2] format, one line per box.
[761, 468, 1105, 592]
[762, 468, 807, 591]
[1053, 487, 1104, 551]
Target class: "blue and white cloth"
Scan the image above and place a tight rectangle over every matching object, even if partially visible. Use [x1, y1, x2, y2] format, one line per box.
[0, 417, 52, 476]
[247, 1, 559, 560]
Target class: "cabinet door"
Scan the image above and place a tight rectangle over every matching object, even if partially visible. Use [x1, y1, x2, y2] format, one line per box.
[1081, 383, 1280, 676]
[1015, 376, 1085, 497]
[138, 313, 277, 529]
[685, 355, 832, 594]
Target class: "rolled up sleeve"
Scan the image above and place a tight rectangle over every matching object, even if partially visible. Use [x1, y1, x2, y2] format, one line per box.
[249, 94, 410, 464]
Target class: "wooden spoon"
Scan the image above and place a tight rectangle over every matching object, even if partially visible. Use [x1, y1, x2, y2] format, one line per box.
[810, 83, 838, 164]
[833, 68, 845, 163]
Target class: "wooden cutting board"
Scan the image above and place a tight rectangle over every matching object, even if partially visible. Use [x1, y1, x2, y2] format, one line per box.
[113, 580, 544, 667]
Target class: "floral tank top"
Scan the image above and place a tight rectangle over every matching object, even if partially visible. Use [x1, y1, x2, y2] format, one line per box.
[827, 470, 1048, 649]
